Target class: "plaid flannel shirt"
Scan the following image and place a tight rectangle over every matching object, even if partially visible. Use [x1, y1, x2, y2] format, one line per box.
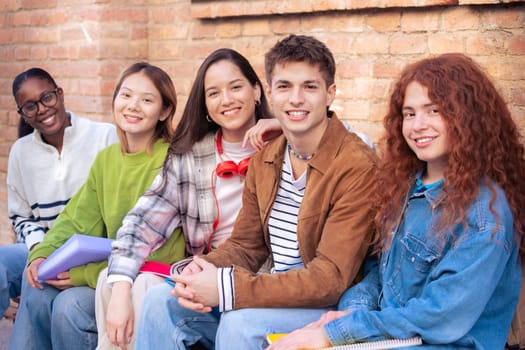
[108, 133, 217, 280]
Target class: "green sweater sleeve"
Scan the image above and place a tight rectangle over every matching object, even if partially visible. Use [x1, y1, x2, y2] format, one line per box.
[70, 260, 108, 288]
[30, 141, 182, 288]
[29, 156, 106, 266]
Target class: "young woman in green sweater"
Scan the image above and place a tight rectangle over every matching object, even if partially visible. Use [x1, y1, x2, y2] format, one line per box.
[20, 62, 185, 350]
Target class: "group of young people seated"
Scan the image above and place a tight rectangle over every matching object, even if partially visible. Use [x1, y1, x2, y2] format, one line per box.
[1, 34, 524, 350]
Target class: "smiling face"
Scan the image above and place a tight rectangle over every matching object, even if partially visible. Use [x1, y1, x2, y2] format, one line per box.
[15, 77, 69, 139]
[267, 61, 335, 144]
[402, 81, 449, 182]
[204, 59, 261, 142]
[113, 71, 169, 153]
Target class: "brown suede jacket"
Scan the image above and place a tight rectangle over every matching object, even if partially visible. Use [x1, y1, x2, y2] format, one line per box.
[204, 115, 379, 309]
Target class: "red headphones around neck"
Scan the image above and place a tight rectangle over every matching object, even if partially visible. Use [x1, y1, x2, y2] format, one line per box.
[215, 130, 250, 178]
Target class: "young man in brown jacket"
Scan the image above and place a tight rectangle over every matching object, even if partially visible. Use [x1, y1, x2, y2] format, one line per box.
[135, 34, 379, 350]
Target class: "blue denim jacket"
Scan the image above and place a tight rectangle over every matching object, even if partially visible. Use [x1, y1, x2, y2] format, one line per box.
[325, 180, 521, 349]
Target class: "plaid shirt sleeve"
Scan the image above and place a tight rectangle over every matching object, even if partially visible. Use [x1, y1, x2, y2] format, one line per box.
[108, 164, 185, 280]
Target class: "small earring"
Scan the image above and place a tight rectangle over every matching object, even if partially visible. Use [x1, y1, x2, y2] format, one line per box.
[206, 114, 212, 123]
[255, 99, 260, 106]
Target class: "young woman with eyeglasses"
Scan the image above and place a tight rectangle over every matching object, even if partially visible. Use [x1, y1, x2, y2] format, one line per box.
[16, 62, 185, 350]
[4, 67, 117, 349]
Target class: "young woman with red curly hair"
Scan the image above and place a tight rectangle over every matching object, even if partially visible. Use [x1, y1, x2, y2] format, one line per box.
[268, 53, 525, 349]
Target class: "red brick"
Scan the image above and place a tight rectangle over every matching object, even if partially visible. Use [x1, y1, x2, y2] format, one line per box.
[191, 22, 217, 39]
[149, 40, 184, 60]
[1, 0, 19, 11]
[20, 0, 58, 10]
[312, 0, 347, 11]
[510, 86, 525, 106]
[150, 25, 188, 40]
[76, 79, 103, 96]
[459, 0, 499, 3]
[131, 27, 148, 40]
[150, 6, 179, 23]
[269, 17, 301, 34]
[79, 45, 101, 60]
[280, 0, 313, 14]
[367, 12, 400, 32]
[0, 28, 24, 44]
[370, 101, 389, 123]
[466, 33, 506, 55]
[99, 62, 128, 79]
[128, 40, 148, 58]
[100, 80, 116, 97]
[12, 12, 31, 26]
[442, 7, 480, 30]
[0, 64, 22, 82]
[479, 56, 525, 80]
[429, 32, 466, 54]
[390, 34, 427, 54]
[25, 27, 59, 43]
[401, 10, 440, 32]
[100, 7, 148, 23]
[372, 58, 405, 79]
[481, 6, 524, 29]
[215, 2, 249, 17]
[191, 3, 212, 18]
[243, 19, 271, 36]
[30, 46, 48, 60]
[353, 34, 390, 54]
[339, 100, 371, 120]
[304, 12, 365, 33]
[217, 21, 242, 38]
[8, 112, 20, 127]
[47, 8, 68, 25]
[14, 46, 31, 61]
[74, 8, 104, 21]
[509, 35, 525, 55]
[338, 59, 370, 79]
[0, 156, 8, 175]
[49, 45, 70, 59]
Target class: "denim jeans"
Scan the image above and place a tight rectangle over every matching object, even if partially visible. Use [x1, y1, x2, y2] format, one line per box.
[135, 283, 220, 349]
[26, 283, 97, 350]
[0, 243, 28, 314]
[8, 271, 36, 350]
[135, 283, 332, 350]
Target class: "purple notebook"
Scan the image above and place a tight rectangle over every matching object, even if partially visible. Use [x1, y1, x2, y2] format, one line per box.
[37, 234, 113, 280]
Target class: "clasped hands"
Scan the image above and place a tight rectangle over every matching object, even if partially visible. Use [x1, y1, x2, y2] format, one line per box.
[26, 257, 74, 290]
[170, 256, 220, 313]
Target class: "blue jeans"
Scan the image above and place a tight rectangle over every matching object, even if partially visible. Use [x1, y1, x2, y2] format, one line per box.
[135, 283, 220, 349]
[9, 271, 36, 350]
[135, 283, 332, 350]
[25, 283, 97, 350]
[0, 243, 28, 314]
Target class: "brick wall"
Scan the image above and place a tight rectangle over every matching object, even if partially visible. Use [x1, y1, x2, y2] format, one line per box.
[0, 0, 523, 244]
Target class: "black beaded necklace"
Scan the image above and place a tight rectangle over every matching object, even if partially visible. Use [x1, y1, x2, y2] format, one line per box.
[287, 143, 315, 161]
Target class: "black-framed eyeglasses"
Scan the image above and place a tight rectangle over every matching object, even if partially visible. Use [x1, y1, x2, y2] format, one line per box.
[17, 88, 59, 118]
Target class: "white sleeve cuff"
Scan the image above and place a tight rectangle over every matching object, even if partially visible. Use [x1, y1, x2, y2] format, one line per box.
[25, 231, 45, 250]
[217, 267, 235, 312]
[106, 274, 133, 288]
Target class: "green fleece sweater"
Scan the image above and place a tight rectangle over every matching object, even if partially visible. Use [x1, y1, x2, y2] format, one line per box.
[29, 140, 185, 288]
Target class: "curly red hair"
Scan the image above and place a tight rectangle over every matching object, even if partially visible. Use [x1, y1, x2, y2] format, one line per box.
[375, 53, 525, 253]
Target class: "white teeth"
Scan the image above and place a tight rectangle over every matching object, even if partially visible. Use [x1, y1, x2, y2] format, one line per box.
[288, 111, 306, 116]
[223, 109, 239, 116]
[41, 115, 55, 124]
[416, 137, 434, 143]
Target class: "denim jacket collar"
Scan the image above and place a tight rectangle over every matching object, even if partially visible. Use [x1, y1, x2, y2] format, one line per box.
[410, 171, 446, 209]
